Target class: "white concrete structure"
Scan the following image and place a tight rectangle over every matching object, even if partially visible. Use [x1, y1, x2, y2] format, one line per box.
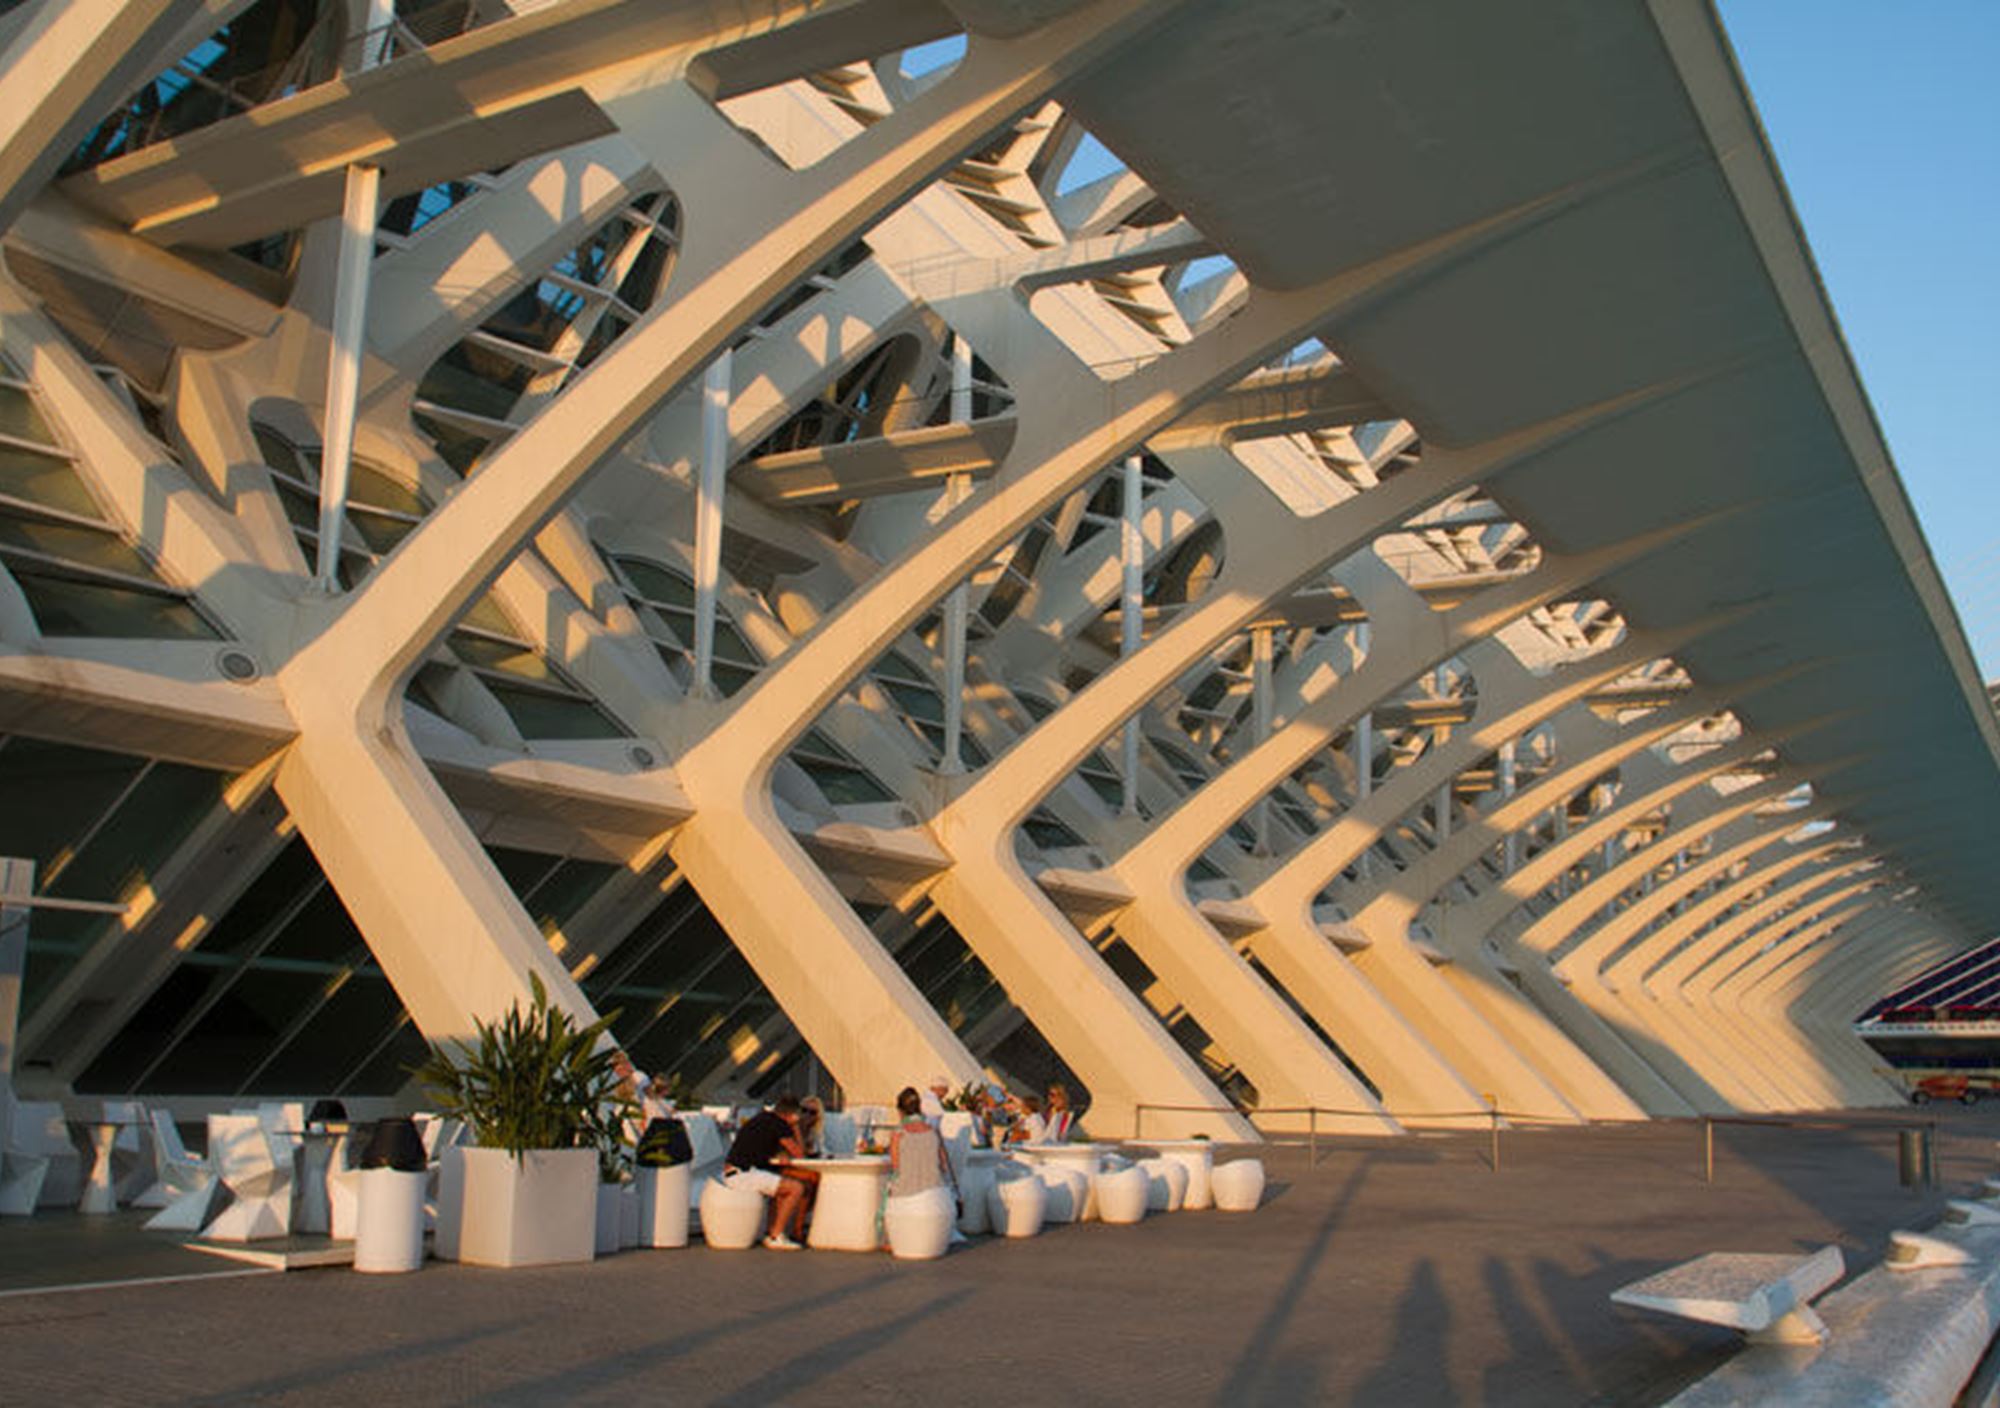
[0, 0, 1992, 1144]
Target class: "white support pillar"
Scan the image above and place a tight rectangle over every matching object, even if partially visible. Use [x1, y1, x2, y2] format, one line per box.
[691, 348, 733, 697]
[1354, 700, 1374, 879]
[314, 161, 381, 591]
[940, 336, 975, 772]
[1251, 624, 1274, 851]
[0, 858, 31, 1083]
[1119, 452, 1145, 813]
[1498, 739, 1519, 874]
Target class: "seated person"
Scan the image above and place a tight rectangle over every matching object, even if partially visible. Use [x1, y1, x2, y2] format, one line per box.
[798, 1096, 825, 1157]
[1005, 1094, 1048, 1144]
[722, 1095, 813, 1251]
[888, 1087, 955, 1202]
[1044, 1083, 1074, 1142]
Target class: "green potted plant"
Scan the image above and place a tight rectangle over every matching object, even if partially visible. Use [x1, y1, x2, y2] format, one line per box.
[416, 974, 634, 1267]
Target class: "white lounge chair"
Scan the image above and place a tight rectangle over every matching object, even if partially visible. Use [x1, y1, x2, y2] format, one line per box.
[133, 1110, 212, 1209]
[200, 1113, 292, 1241]
[9, 1100, 82, 1209]
[103, 1100, 154, 1204]
[0, 1091, 51, 1216]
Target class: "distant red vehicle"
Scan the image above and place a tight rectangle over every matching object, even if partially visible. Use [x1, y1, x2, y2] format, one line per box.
[1910, 1074, 1986, 1105]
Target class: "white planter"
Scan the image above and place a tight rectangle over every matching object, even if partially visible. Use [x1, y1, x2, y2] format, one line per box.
[447, 1147, 597, 1267]
[637, 1164, 691, 1248]
[619, 1182, 641, 1249]
[595, 1183, 623, 1255]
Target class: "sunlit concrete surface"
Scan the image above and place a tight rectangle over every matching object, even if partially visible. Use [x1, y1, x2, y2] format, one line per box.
[6, 1110, 1995, 1406]
[2, 0, 1997, 1224]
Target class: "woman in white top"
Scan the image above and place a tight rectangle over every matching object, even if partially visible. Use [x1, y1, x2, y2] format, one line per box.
[1006, 1094, 1048, 1144]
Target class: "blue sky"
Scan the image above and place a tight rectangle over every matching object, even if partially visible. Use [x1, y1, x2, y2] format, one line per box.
[1718, 3, 2000, 673]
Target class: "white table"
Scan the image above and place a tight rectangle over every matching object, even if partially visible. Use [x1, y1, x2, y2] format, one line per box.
[1129, 1139, 1215, 1210]
[75, 1115, 141, 1215]
[795, 1156, 890, 1251]
[1010, 1142, 1111, 1220]
[291, 1128, 348, 1236]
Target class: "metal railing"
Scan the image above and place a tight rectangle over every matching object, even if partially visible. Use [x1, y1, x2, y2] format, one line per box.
[1133, 1102, 1953, 1187]
[1132, 1098, 1578, 1171]
[1699, 1113, 1942, 1190]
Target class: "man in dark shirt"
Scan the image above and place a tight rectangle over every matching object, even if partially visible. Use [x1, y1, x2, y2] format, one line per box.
[724, 1094, 811, 1250]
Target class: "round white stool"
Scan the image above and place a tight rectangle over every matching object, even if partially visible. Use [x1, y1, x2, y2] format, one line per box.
[1094, 1165, 1150, 1225]
[884, 1188, 954, 1260]
[353, 1168, 426, 1273]
[698, 1178, 767, 1249]
[1211, 1158, 1266, 1212]
[987, 1167, 1046, 1238]
[1140, 1157, 1189, 1212]
[1036, 1166, 1089, 1224]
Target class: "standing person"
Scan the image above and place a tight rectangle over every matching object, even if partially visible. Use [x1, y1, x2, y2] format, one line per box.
[722, 1094, 812, 1250]
[888, 1087, 955, 1203]
[919, 1076, 951, 1121]
[1045, 1083, 1074, 1142]
[640, 1073, 676, 1124]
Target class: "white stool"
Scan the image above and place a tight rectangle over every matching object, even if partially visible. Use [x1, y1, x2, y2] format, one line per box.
[884, 1188, 955, 1260]
[595, 1184, 624, 1255]
[637, 1164, 691, 1247]
[353, 1168, 426, 1273]
[1140, 1157, 1188, 1212]
[987, 1166, 1046, 1238]
[1094, 1165, 1150, 1224]
[698, 1178, 767, 1249]
[957, 1152, 1001, 1235]
[1212, 1158, 1266, 1212]
[1036, 1166, 1089, 1224]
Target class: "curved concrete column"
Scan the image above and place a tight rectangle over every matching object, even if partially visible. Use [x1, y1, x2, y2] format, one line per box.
[1727, 909, 1942, 1107]
[0, 0, 246, 235]
[1456, 723, 1818, 1112]
[1333, 690, 1745, 1118]
[1653, 863, 1888, 1108]
[1707, 906, 1907, 1107]
[266, 7, 1190, 1075]
[1535, 787, 1841, 1110]
[1785, 929, 1962, 1106]
[1635, 858, 1884, 1109]
[1061, 523, 1702, 1127]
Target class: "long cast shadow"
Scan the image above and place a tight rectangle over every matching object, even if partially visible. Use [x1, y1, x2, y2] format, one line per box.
[1350, 1259, 1452, 1406]
[466, 1263, 911, 1405]
[1211, 1152, 1378, 1406]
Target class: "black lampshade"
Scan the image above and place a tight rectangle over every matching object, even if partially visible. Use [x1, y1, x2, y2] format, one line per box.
[359, 1116, 426, 1171]
[306, 1098, 348, 1128]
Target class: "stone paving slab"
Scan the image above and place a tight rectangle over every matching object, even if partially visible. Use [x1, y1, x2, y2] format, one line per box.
[1, 1109, 1993, 1406]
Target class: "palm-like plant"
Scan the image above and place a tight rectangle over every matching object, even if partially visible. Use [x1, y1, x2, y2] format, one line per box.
[415, 974, 635, 1162]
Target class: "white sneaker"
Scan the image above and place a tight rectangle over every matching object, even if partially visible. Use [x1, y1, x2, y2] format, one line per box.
[762, 1233, 804, 1251]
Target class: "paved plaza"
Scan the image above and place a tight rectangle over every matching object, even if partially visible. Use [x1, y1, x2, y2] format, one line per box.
[4, 1109, 1990, 1406]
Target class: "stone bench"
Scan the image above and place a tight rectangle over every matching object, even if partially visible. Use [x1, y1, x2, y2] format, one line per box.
[1611, 1245, 1845, 1345]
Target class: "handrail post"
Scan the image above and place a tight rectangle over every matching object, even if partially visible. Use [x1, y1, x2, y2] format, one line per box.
[1704, 1118, 1714, 1184]
[1487, 1094, 1500, 1173]
[1309, 1106, 1318, 1169]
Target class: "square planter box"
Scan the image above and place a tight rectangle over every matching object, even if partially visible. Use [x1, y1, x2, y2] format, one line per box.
[439, 1147, 597, 1268]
